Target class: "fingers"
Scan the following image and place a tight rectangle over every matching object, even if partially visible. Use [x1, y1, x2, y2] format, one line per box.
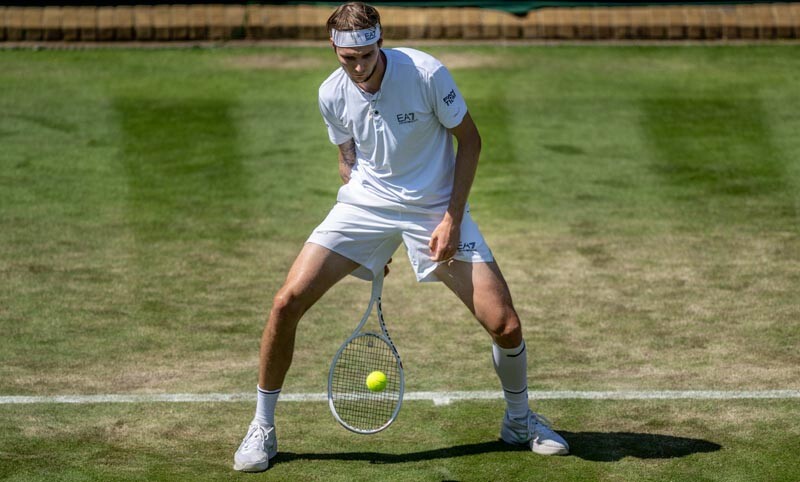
[432, 251, 455, 262]
[430, 244, 456, 262]
[383, 257, 392, 277]
[429, 236, 451, 262]
[428, 236, 437, 255]
[429, 220, 460, 262]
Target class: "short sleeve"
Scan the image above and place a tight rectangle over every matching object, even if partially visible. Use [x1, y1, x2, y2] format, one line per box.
[430, 66, 468, 130]
[318, 94, 352, 145]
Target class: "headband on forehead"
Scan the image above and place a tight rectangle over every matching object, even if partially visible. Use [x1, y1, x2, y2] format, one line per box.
[331, 25, 381, 47]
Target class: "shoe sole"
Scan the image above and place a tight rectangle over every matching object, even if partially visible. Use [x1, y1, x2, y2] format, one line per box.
[502, 434, 569, 456]
[532, 443, 569, 456]
[233, 460, 269, 472]
[233, 449, 277, 472]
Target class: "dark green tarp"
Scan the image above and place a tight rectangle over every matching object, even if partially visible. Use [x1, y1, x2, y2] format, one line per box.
[290, 1, 797, 15]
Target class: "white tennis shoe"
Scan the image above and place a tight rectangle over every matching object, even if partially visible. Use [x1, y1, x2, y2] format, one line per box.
[500, 410, 570, 455]
[233, 422, 278, 472]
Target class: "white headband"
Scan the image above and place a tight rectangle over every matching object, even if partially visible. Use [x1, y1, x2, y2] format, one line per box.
[331, 25, 381, 47]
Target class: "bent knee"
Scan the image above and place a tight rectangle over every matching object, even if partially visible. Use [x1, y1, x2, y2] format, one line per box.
[486, 313, 522, 347]
[270, 288, 310, 322]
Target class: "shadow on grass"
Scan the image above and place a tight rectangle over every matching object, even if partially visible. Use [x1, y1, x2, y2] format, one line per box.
[561, 431, 722, 462]
[274, 432, 720, 465]
[275, 440, 517, 465]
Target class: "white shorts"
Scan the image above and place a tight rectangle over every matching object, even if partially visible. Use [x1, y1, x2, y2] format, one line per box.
[307, 203, 494, 282]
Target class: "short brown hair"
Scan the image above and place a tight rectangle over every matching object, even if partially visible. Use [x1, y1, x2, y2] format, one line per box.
[326, 2, 381, 34]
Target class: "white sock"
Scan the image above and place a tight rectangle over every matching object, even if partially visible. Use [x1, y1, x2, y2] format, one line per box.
[253, 386, 280, 426]
[492, 340, 529, 419]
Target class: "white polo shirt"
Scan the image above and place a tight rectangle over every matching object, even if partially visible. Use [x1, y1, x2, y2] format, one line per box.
[318, 47, 468, 213]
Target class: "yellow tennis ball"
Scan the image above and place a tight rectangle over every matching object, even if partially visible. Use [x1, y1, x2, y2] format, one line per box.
[366, 371, 387, 392]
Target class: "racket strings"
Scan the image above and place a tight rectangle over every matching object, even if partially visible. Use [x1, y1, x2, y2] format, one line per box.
[330, 333, 401, 432]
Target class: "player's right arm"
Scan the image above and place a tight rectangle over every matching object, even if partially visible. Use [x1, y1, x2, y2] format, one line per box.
[337, 139, 356, 184]
[319, 80, 354, 184]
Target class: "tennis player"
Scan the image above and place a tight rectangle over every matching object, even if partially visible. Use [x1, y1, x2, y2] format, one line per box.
[234, 2, 569, 472]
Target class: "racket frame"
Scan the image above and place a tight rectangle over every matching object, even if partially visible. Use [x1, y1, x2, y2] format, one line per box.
[327, 270, 405, 434]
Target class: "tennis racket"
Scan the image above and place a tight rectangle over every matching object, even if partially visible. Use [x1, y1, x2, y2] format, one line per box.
[327, 270, 404, 434]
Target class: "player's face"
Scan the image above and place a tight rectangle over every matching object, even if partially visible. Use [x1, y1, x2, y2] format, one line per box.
[334, 43, 381, 84]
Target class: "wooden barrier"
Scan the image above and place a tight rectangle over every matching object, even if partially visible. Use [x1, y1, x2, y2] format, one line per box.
[0, 3, 798, 42]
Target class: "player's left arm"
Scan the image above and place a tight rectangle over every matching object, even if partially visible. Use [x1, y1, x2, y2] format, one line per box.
[429, 111, 481, 262]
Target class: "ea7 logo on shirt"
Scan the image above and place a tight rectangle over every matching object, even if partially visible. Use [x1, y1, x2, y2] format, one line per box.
[396, 112, 417, 124]
[442, 89, 457, 106]
[457, 241, 477, 252]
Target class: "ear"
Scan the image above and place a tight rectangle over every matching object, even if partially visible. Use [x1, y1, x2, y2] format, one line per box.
[377, 38, 384, 48]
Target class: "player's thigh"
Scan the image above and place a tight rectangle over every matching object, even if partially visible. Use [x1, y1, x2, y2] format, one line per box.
[434, 260, 517, 322]
[278, 242, 361, 308]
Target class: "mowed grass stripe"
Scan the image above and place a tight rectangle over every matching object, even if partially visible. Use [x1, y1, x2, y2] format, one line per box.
[640, 90, 796, 226]
[114, 95, 252, 245]
[643, 96, 786, 196]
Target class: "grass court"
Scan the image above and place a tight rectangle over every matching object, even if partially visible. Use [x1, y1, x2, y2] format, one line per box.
[1, 44, 799, 480]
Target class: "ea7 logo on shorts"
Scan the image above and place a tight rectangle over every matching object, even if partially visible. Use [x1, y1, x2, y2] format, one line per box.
[457, 241, 477, 252]
[442, 89, 457, 106]
[396, 112, 417, 124]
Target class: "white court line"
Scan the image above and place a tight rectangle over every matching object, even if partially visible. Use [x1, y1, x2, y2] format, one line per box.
[1, 390, 799, 406]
